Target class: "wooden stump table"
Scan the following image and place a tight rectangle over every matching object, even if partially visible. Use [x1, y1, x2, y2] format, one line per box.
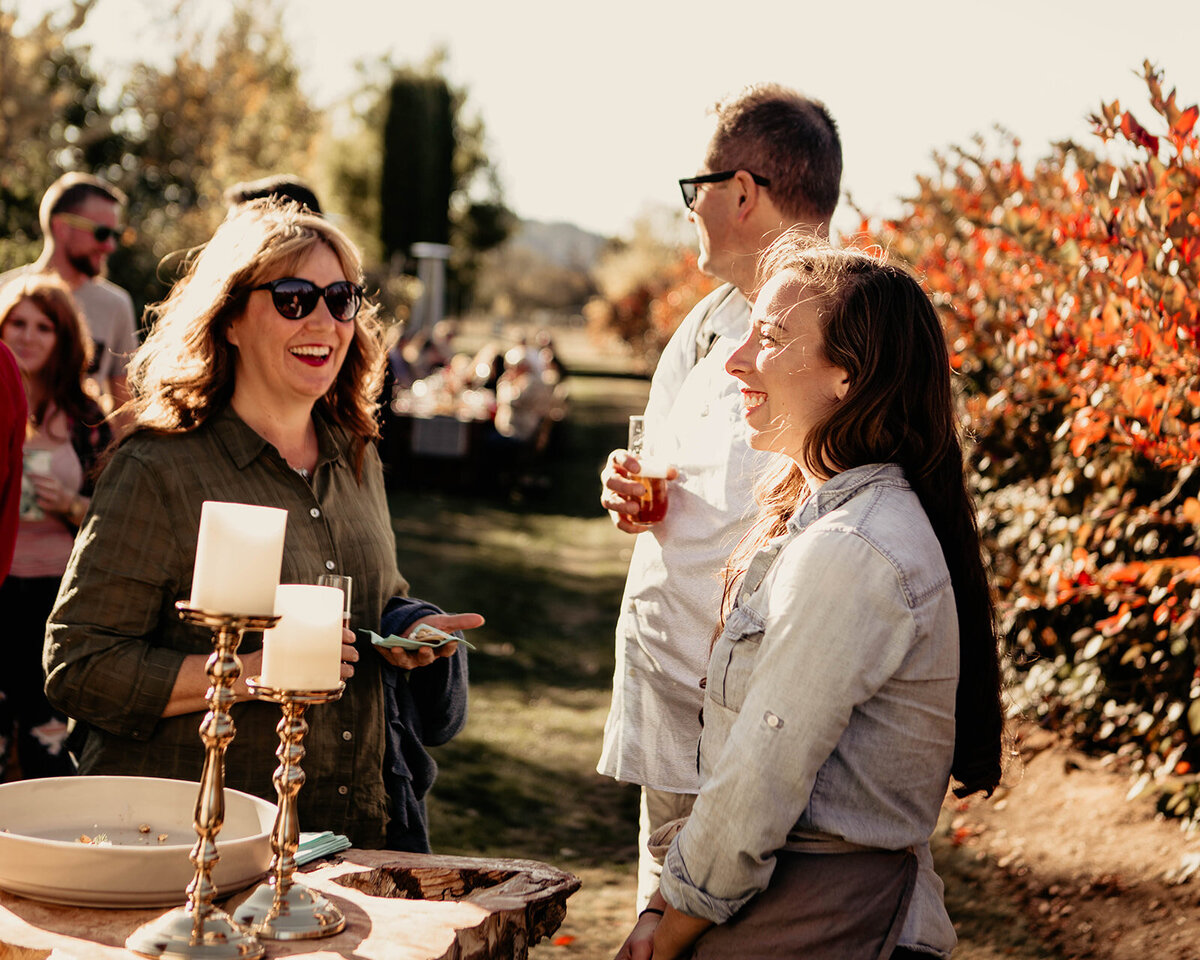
[0, 849, 581, 959]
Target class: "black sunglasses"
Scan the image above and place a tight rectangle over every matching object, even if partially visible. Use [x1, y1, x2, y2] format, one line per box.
[252, 277, 363, 322]
[678, 170, 771, 209]
[55, 212, 134, 245]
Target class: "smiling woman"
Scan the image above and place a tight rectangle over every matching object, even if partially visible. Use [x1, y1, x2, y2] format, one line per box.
[617, 237, 1003, 960]
[42, 201, 481, 848]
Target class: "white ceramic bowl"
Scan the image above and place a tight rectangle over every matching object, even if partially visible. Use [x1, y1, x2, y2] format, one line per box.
[0, 775, 276, 908]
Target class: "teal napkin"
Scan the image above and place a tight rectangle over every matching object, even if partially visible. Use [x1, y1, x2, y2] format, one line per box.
[296, 831, 352, 865]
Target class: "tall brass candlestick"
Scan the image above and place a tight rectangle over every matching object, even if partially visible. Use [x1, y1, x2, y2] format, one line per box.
[126, 604, 279, 960]
[232, 679, 346, 940]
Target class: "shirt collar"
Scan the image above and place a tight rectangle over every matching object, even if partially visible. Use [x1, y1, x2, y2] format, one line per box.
[710, 284, 753, 340]
[786, 463, 908, 536]
[209, 404, 351, 472]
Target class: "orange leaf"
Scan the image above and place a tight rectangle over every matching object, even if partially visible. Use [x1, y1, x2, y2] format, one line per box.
[1106, 562, 1148, 583]
[1122, 250, 1146, 286]
[1166, 189, 1184, 225]
[1182, 498, 1200, 525]
[1172, 104, 1199, 137]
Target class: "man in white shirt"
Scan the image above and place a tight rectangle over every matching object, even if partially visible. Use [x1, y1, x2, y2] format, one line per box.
[598, 81, 843, 907]
[1, 173, 138, 420]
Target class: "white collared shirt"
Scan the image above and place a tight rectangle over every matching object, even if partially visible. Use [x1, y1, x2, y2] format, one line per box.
[598, 284, 780, 792]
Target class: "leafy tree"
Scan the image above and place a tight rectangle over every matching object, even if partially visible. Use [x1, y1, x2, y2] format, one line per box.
[0, 0, 322, 319]
[0, 0, 124, 271]
[327, 51, 512, 315]
[110, 0, 322, 312]
[861, 63, 1200, 820]
[381, 70, 455, 253]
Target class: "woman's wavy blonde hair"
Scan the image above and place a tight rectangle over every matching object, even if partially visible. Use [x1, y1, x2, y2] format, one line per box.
[125, 200, 385, 473]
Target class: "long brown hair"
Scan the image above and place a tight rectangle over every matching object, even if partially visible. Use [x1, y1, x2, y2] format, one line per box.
[125, 200, 385, 473]
[720, 236, 1003, 798]
[0, 273, 95, 426]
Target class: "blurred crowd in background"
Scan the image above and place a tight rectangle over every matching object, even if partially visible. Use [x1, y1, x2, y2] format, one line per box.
[380, 320, 570, 494]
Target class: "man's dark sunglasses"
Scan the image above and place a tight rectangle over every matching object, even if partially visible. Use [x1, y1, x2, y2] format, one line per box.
[252, 277, 364, 322]
[55, 212, 134, 245]
[678, 170, 771, 209]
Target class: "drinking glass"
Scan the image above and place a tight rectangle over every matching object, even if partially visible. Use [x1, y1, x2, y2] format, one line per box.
[626, 416, 669, 524]
[316, 574, 352, 628]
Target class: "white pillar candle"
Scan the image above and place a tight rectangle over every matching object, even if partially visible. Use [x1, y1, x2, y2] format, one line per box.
[190, 501, 288, 615]
[260, 584, 344, 691]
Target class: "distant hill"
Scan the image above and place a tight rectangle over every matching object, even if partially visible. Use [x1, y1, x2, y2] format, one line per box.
[507, 219, 610, 271]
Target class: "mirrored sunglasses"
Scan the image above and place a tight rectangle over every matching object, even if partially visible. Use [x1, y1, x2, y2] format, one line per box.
[252, 277, 363, 323]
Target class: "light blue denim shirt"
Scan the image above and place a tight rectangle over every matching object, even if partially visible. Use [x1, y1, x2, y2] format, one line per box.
[659, 463, 959, 956]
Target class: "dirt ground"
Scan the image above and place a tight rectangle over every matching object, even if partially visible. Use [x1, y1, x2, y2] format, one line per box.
[939, 724, 1200, 959]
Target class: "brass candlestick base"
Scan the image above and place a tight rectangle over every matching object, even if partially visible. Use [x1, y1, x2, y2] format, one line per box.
[127, 604, 280, 960]
[232, 679, 346, 940]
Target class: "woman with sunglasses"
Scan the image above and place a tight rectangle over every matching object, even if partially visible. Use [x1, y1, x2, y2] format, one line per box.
[0, 274, 111, 781]
[45, 201, 480, 847]
[616, 237, 1002, 960]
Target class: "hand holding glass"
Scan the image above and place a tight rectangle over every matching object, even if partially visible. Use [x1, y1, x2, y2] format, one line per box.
[627, 416, 669, 525]
[317, 574, 352, 627]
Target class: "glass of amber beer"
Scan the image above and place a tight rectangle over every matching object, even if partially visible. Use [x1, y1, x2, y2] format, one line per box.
[628, 416, 669, 524]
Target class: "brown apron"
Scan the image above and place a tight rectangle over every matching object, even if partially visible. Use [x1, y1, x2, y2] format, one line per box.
[650, 820, 917, 960]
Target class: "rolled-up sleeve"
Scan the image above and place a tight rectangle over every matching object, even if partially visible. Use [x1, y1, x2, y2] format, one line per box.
[658, 530, 918, 921]
[44, 447, 190, 739]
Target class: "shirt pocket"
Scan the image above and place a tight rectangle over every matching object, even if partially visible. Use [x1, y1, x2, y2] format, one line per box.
[708, 604, 764, 712]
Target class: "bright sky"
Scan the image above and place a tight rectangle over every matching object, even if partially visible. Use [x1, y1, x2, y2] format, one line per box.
[13, 0, 1200, 239]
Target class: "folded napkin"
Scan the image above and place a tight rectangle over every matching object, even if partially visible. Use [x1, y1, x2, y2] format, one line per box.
[360, 627, 476, 652]
[295, 831, 352, 866]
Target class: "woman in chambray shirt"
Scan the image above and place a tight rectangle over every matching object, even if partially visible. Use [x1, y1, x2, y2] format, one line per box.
[617, 239, 1003, 960]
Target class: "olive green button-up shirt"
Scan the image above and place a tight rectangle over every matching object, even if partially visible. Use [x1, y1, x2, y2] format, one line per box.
[45, 405, 407, 848]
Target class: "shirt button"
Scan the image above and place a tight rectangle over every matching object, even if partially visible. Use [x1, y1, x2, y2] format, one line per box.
[337, 785, 349, 796]
[310, 507, 321, 519]
[341, 730, 353, 741]
[325, 560, 336, 570]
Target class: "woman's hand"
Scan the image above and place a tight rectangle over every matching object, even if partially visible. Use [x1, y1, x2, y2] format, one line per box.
[373, 613, 484, 671]
[614, 910, 662, 960]
[30, 472, 76, 517]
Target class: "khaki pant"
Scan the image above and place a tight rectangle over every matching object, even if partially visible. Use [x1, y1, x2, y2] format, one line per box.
[636, 786, 697, 913]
